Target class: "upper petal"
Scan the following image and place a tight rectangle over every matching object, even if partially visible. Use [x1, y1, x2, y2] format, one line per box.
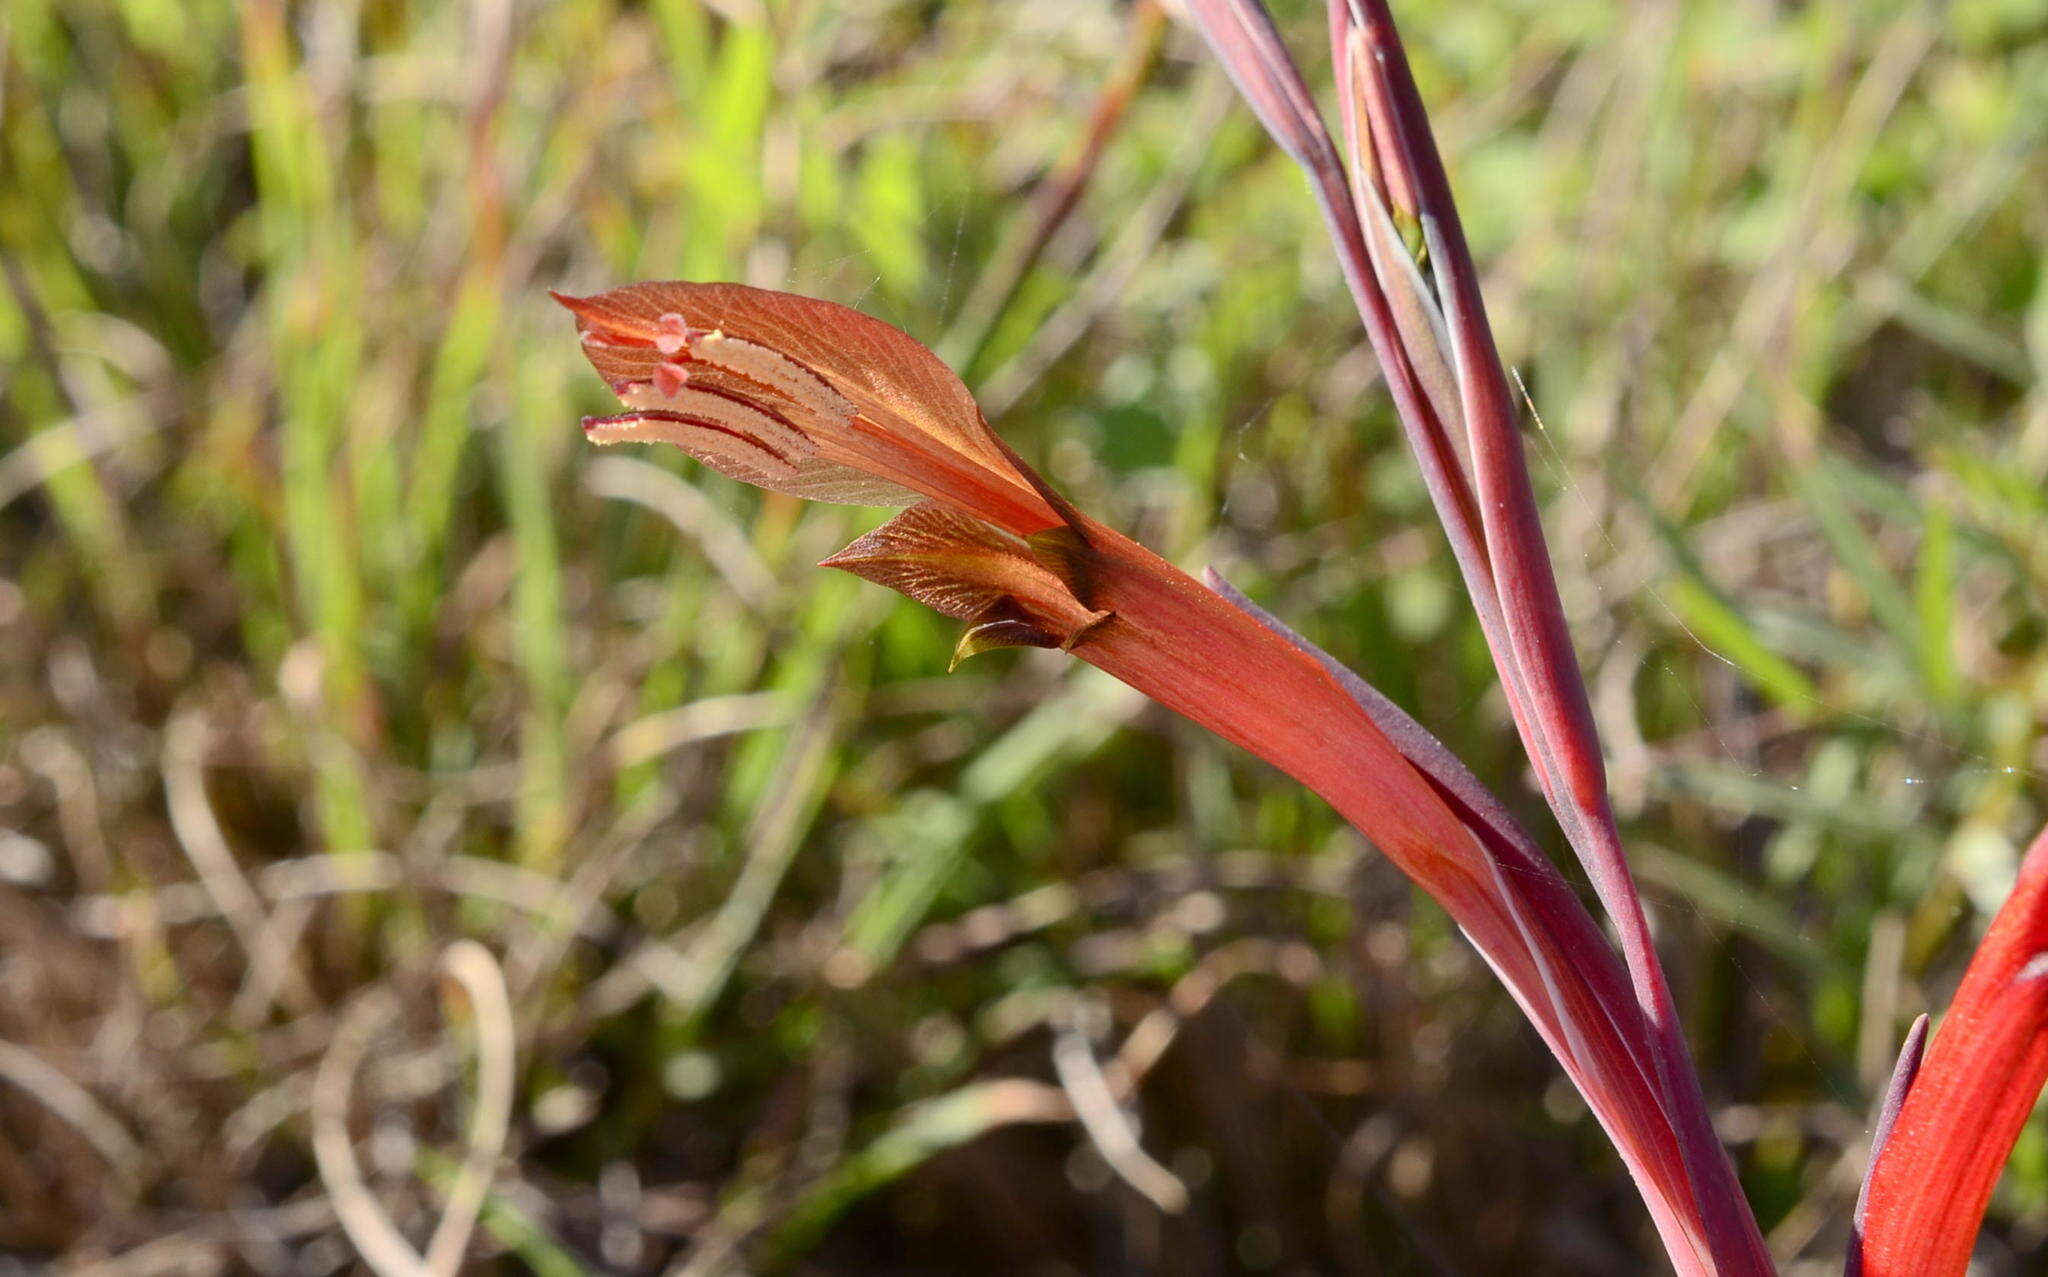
[557, 282, 1062, 533]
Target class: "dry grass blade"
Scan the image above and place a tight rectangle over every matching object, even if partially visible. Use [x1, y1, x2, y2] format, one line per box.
[423, 940, 517, 1276]
[312, 991, 426, 1277]
[161, 706, 322, 1022]
[0, 1040, 144, 1184]
[1051, 1004, 1188, 1214]
[582, 455, 780, 612]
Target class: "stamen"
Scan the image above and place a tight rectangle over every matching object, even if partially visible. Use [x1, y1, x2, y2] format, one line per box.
[682, 331, 857, 425]
[617, 382, 816, 462]
[581, 410, 799, 480]
[653, 361, 689, 397]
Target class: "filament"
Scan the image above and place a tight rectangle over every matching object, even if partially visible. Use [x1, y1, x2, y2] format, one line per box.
[616, 382, 816, 462]
[582, 409, 800, 480]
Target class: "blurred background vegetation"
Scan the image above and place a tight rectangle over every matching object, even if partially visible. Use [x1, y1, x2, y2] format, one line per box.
[3, 0, 2047, 1271]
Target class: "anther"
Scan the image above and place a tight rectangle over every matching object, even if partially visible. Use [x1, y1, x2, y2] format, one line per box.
[617, 382, 815, 461]
[653, 361, 689, 397]
[581, 410, 800, 480]
[655, 313, 695, 356]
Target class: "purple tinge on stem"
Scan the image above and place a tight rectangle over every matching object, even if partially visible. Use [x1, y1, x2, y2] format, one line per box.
[1329, 5, 1767, 1267]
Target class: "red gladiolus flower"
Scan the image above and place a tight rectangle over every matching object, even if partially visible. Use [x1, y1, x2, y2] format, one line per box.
[560, 279, 1742, 1270]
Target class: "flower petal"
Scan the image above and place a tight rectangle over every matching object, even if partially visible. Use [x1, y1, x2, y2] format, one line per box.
[1857, 828, 2048, 1275]
[819, 501, 1110, 649]
[558, 282, 1061, 533]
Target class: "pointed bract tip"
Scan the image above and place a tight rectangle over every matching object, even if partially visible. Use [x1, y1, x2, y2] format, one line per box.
[949, 618, 1061, 670]
[1057, 608, 1114, 652]
[553, 289, 652, 340]
[814, 544, 864, 572]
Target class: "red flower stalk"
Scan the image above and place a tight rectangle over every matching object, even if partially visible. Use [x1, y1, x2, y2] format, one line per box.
[1854, 829, 2048, 1275]
[560, 281, 1737, 1268]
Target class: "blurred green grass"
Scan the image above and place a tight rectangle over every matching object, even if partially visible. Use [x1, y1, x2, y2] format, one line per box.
[2, 0, 2046, 1271]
